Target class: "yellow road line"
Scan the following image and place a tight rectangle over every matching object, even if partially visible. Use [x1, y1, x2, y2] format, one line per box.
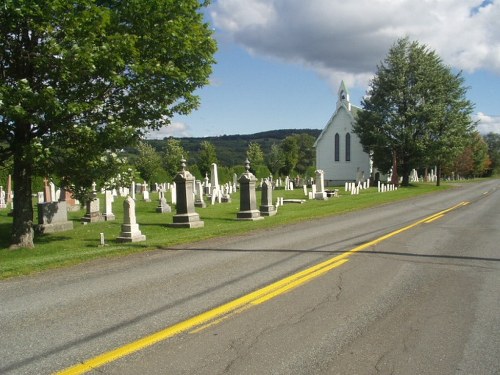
[55, 201, 469, 375]
[424, 214, 445, 223]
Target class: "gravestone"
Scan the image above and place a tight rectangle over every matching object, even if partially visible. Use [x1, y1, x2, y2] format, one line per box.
[50, 182, 56, 203]
[233, 173, 238, 191]
[60, 188, 79, 211]
[194, 180, 206, 208]
[81, 194, 101, 223]
[117, 196, 146, 242]
[237, 159, 263, 221]
[167, 158, 204, 228]
[0, 186, 6, 209]
[259, 179, 276, 217]
[170, 183, 177, 205]
[37, 201, 74, 233]
[156, 196, 172, 213]
[210, 163, 219, 196]
[43, 178, 52, 203]
[203, 173, 210, 195]
[103, 190, 115, 221]
[314, 169, 328, 200]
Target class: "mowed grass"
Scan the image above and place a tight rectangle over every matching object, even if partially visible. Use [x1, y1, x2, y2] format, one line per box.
[0, 183, 452, 279]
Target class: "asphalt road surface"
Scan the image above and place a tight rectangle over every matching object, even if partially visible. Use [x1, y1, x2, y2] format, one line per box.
[1, 179, 499, 374]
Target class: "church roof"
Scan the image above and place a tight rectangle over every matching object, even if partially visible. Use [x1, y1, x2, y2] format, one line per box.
[313, 82, 362, 147]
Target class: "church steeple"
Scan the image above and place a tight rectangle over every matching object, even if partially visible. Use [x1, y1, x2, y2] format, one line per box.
[336, 80, 351, 111]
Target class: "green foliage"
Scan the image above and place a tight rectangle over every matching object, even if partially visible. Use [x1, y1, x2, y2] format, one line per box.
[354, 37, 474, 186]
[197, 140, 218, 177]
[484, 132, 500, 175]
[0, 0, 217, 247]
[470, 133, 491, 177]
[267, 143, 285, 176]
[278, 133, 315, 176]
[157, 129, 321, 168]
[254, 165, 271, 179]
[135, 141, 164, 183]
[246, 141, 264, 166]
[162, 138, 188, 179]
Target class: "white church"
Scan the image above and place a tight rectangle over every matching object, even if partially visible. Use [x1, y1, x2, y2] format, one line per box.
[314, 81, 373, 186]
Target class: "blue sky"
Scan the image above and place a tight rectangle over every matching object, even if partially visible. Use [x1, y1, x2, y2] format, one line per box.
[147, 0, 500, 139]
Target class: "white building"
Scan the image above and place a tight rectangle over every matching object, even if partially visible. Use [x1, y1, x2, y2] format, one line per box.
[314, 81, 372, 186]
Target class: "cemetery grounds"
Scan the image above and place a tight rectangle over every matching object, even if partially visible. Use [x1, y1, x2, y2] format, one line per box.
[0, 182, 464, 279]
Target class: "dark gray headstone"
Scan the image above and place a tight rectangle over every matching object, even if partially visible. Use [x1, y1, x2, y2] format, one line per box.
[237, 159, 263, 221]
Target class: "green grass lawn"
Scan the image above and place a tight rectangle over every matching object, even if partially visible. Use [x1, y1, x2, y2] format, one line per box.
[0, 183, 453, 279]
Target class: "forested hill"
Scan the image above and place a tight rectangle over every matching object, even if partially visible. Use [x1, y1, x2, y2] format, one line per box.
[147, 128, 321, 167]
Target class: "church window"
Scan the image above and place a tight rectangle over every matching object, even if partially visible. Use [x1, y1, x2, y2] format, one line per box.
[334, 133, 340, 161]
[346, 133, 351, 161]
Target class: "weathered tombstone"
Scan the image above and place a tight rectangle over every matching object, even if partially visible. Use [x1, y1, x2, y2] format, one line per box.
[43, 178, 52, 203]
[117, 196, 146, 242]
[0, 186, 6, 209]
[203, 173, 210, 195]
[221, 183, 231, 203]
[260, 179, 276, 217]
[59, 187, 79, 211]
[194, 180, 206, 208]
[167, 158, 204, 228]
[103, 190, 115, 221]
[156, 196, 172, 213]
[210, 163, 219, 197]
[37, 201, 74, 233]
[170, 183, 177, 205]
[81, 194, 101, 223]
[314, 170, 328, 200]
[237, 159, 263, 221]
[233, 173, 238, 191]
[143, 190, 151, 202]
[50, 182, 56, 203]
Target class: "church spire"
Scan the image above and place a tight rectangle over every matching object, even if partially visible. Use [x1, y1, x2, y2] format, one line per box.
[336, 80, 351, 111]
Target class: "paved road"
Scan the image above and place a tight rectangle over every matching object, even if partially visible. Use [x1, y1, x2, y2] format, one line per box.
[1, 180, 499, 374]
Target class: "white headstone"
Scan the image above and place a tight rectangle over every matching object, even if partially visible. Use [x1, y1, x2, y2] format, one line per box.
[104, 190, 115, 221]
[117, 196, 146, 242]
[0, 186, 6, 209]
[170, 183, 176, 205]
[210, 163, 219, 193]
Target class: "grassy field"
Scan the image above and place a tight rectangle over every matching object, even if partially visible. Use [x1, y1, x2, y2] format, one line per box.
[0, 183, 453, 279]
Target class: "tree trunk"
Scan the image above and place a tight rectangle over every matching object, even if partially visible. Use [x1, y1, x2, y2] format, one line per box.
[390, 150, 399, 186]
[10, 137, 35, 249]
[400, 156, 411, 187]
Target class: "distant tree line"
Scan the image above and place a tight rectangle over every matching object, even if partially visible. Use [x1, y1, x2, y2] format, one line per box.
[127, 130, 320, 184]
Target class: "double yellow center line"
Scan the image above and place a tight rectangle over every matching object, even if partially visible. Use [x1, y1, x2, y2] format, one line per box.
[56, 201, 469, 375]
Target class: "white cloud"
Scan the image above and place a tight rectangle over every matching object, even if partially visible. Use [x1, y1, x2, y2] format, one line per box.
[145, 121, 192, 139]
[475, 112, 500, 134]
[211, 0, 500, 88]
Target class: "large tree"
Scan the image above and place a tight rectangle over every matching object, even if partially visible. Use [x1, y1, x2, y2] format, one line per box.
[197, 140, 218, 177]
[135, 141, 163, 183]
[354, 37, 474, 186]
[0, 0, 216, 248]
[278, 133, 315, 176]
[484, 132, 500, 175]
[162, 138, 188, 180]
